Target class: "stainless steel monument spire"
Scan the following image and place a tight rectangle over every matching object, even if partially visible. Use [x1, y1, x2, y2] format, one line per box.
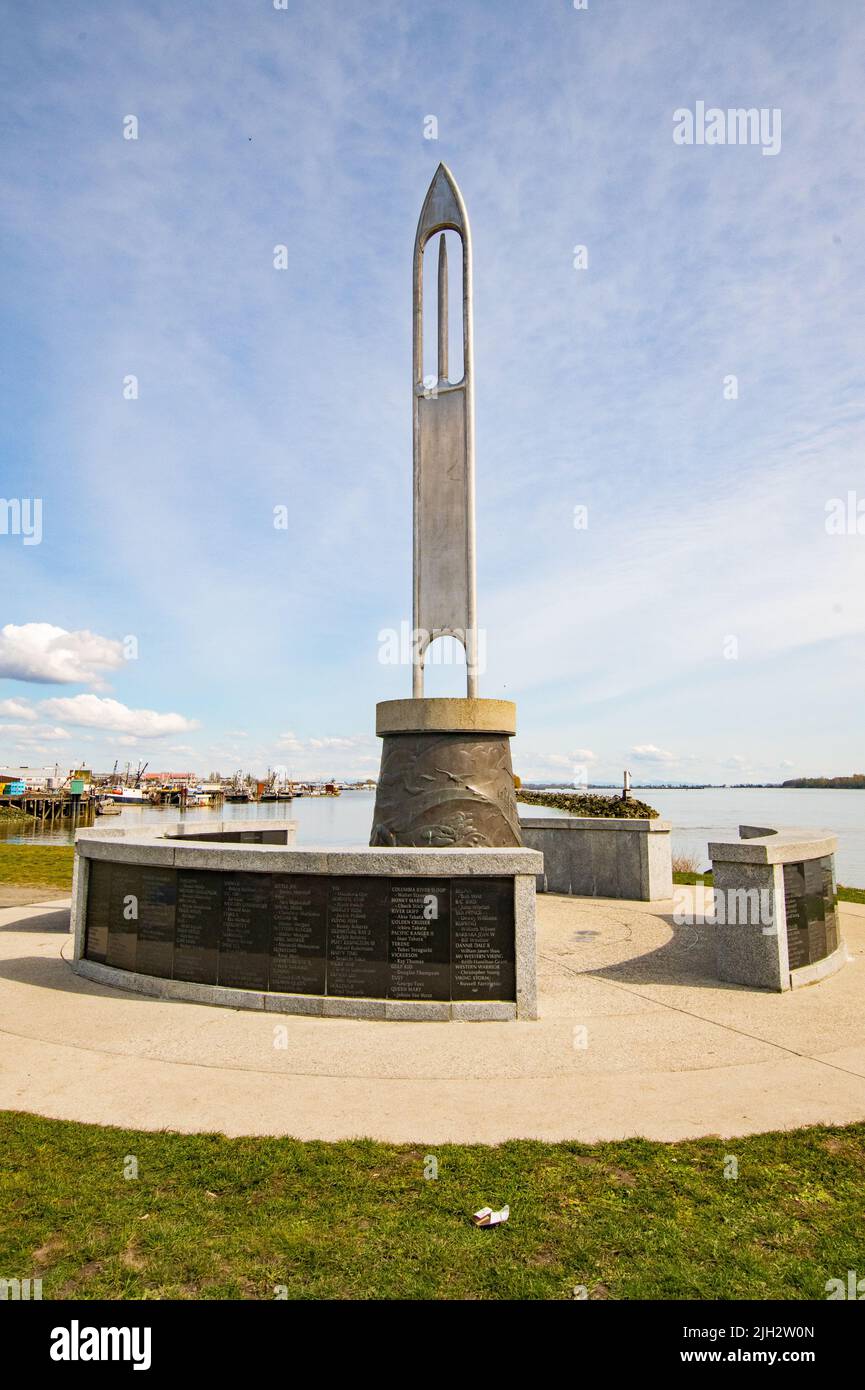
[370, 165, 520, 849]
[412, 164, 478, 698]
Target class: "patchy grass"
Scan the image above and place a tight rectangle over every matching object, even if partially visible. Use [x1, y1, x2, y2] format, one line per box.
[0, 844, 75, 892]
[1, 1112, 863, 1300]
[672, 870, 863, 904]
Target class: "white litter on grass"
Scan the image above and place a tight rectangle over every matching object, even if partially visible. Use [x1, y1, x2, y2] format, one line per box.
[472, 1204, 510, 1227]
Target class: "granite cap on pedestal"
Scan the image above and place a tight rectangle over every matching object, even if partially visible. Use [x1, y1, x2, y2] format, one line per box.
[709, 827, 837, 865]
[376, 697, 516, 736]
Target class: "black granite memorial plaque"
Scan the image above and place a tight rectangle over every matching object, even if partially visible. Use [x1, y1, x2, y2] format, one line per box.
[784, 856, 838, 969]
[326, 877, 390, 997]
[823, 857, 839, 956]
[270, 875, 328, 994]
[134, 868, 177, 977]
[105, 864, 141, 972]
[176, 829, 289, 845]
[451, 878, 515, 1000]
[83, 862, 520, 1004]
[218, 872, 271, 989]
[173, 871, 222, 984]
[786, 864, 813, 969]
[84, 859, 112, 962]
[388, 880, 451, 1000]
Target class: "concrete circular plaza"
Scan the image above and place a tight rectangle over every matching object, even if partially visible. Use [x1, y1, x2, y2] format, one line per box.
[2, 889, 864, 1143]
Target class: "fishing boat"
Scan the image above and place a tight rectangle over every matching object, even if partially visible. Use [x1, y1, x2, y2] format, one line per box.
[226, 772, 250, 803]
[101, 786, 147, 804]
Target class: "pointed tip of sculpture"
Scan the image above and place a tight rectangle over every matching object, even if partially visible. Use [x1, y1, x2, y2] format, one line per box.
[417, 163, 468, 243]
[432, 161, 458, 191]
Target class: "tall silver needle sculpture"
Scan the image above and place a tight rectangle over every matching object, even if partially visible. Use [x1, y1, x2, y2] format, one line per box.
[371, 165, 521, 849]
[412, 166, 477, 697]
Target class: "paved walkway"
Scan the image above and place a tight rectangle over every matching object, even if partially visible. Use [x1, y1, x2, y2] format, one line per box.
[1, 891, 864, 1143]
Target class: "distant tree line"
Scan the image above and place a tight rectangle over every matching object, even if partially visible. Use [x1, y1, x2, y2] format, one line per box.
[781, 775, 865, 789]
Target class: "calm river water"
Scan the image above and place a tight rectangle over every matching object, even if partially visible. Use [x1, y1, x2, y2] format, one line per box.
[2, 787, 863, 886]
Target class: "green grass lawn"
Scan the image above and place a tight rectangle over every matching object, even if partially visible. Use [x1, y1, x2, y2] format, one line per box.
[0, 843, 75, 890]
[1, 1112, 863, 1300]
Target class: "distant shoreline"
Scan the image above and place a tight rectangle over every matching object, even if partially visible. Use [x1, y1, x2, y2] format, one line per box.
[524, 781, 865, 791]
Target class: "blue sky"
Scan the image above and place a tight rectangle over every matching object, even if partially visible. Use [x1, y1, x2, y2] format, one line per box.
[1, 0, 863, 784]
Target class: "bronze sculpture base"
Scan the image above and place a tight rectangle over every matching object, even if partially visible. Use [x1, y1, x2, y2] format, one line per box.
[370, 699, 521, 849]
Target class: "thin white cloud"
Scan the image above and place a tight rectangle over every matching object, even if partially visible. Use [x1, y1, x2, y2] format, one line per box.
[525, 749, 598, 771]
[0, 698, 37, 721]
[1, 723, 72, 742]
[276, 732, 303, 752]
[308, 736, 366, 750]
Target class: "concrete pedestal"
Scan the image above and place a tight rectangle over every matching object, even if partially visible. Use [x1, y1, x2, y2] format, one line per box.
[520, 815, 673, 901]
[709, 826, 846, 991]
[370, 698, 521, 848]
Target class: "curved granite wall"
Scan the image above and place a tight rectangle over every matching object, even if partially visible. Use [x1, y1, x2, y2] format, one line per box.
[70, 825, 541, 1020]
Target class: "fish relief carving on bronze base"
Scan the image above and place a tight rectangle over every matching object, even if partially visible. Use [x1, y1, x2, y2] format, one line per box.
[370, 733, 521, 848]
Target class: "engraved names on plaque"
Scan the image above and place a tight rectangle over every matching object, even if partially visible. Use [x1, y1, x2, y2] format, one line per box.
[784, 856, 839, 970]
[451, 879, 515, 1000]
[219, 873, 271, 990]
[83, 866, 517, 1001]
[327, 877, 390, 997]
[389, 881, 450, 1000]
[84, 859, 112, 962]
[270, 875, 328, 994]
[134, 867, 177, 978]
[104, 863, 140, 973]
[173, 871, 222, 984]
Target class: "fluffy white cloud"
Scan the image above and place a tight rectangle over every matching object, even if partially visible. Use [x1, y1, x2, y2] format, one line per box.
[631, 744, 678, 762]
[0, 624, 125, 686]
[0, 698, 37, 721]
[39, 694, 199, 739]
